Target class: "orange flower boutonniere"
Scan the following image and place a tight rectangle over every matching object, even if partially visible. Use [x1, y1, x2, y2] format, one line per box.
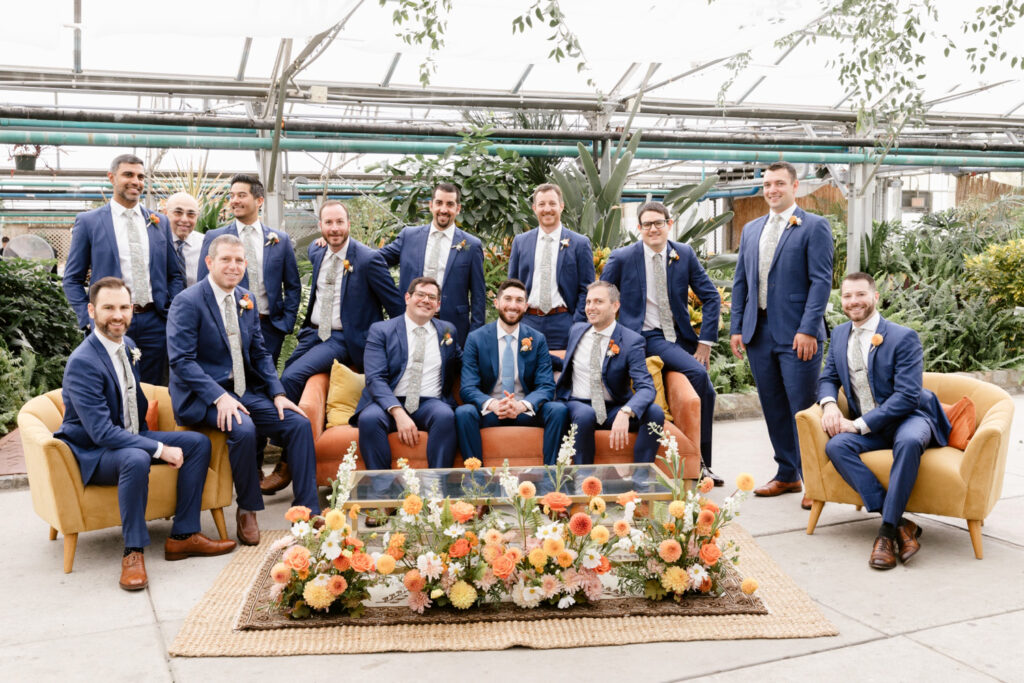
[870, 333, 883, 347]
[442, 331, 454, 346]
[148, 214, 160, 227]
[264, 233, 280, 247]
[667, 248, 680, 263]
[606, 340, 620, 358]
[520, 336, 533, 352]
[239, 293, 254, 314]
[342, 259, 353, 273]
[453, 239, 467, 251]
[788, 215, 802, 228]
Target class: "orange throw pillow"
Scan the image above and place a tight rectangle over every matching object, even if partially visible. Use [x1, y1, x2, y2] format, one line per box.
[145, 400, 160, 432]
[941, 396, 976, 450]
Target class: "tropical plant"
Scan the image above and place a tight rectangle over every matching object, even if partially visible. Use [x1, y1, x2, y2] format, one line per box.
[964, 238, 1024, 308]
[664, 176, 735, 270]
[151, 157, 229, 234]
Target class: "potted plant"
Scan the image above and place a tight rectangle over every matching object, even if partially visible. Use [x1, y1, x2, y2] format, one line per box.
[10, 144, 43, 171]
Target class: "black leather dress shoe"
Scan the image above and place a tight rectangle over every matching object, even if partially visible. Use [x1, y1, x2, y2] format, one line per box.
[701, 467, 725, 487]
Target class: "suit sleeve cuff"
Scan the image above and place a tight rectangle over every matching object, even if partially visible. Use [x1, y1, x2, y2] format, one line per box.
[820, 397, 837, 407]
[854, 417, 870, 434]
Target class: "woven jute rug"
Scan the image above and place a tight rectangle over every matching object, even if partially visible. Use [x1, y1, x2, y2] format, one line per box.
[169, 524, 837, 656]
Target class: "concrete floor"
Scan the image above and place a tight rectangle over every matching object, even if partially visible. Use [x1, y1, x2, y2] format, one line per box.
[2, 398, 1022, 683]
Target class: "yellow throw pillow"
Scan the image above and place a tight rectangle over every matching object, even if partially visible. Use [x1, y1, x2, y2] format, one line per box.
[644, 355, 673, 423]
[325, 360, 366, 428]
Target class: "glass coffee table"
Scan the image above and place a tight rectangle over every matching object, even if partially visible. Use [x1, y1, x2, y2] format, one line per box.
[347, 463, 673, 508]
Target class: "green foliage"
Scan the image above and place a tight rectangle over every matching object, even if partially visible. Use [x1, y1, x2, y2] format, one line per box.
[0, 345, 33, 434]
[964, 238, 1024, 307]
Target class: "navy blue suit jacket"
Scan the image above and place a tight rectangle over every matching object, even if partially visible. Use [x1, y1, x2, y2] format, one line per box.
[196, 222, 301, 335]
[508, 226, 595, 320]
[55, 333, 161, 484]
[555, 322, 655, 417]
[166, 279, 284, 425]
[459, 322, 554, 412]
[378, 224, 485, 344]
[303, 239, 404, 370]
[354, 316, 461, 419]
[730, 206, 833, 345]
[601, 240, 721, 348]
[63, 204, 185, 329]
[819, 316, 951, 444]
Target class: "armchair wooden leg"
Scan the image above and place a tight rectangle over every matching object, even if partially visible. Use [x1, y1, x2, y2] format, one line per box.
[211, 508, 228, 541]
[967, 519, 984, 559]
[49, 527, 58, 541]
[63, 533, 78, 573]
[806, 500, 825, 535]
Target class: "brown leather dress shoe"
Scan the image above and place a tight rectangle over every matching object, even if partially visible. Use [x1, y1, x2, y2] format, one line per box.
[800, 495, 813, 510]
[869, 535, 898, 570]
[753, 479, 803, 497]
[260, 461, 292, 495]
[236, 509, 261, 546]
[119, 551, 148, 591]
[165, 533, 237, 561]
[896, 520, 923, 563]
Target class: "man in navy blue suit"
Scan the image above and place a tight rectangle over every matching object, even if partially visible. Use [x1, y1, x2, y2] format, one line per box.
[819, 272, 951, 569]
[601, 201, 722, 484]
[196, 173, 300, 364]
[730, 161, 833, 507]
[262, 201, 404, 494]
[378, 183, 485, 346]
[167, 235, 320, 546]
[456, 279, 569, 465]
[355, 277, 461, 471]
[63, 154, 185, 384]
[556, 281, 664, 465]
[56, 277, 234, 591]
[508, 183, 595, 350]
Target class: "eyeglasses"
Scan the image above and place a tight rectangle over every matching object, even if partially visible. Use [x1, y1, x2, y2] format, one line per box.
[411, 291, 440, 302]
[639, 220, 668, 230]
[170, 209, 199, 219]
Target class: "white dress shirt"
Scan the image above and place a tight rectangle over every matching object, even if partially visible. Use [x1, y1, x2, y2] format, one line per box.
[424, 223, 454, 289]
[309, 241, 349, 331]
[641, 242, 713, 347]
[393, 315, 443, 403]
[758, 203, 798, 297]
[526, 226, 567, 309]
[175, 230, 204, 287]
[821, 310, 880, 434]
[209, 275, 240, 383]
[482, 323, 534, 415]
[571, 321, 615, 401]
[235, 219, 270, 314]
[109, 200, 151, 302]
[94, 330, 162, 458]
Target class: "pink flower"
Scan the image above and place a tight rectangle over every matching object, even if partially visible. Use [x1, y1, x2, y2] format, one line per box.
[474, 568, 497, 591]
[541, 574, 561, 597]
[581, 573, 603, 601]
[408, 591, 432, 614]
[269, 583, 285, 602]
[440, 572, 456, 591]
[560, 568, 583, 591]
[270, 535, 297, 551]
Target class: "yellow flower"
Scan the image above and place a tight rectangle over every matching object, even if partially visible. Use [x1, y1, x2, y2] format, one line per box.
[528, 547, 548, 571]
[449, 580, 478, 609]
[590, 525, 610, 544]
[348, 503, 361, 520]
[375, 554, 396, 575]
[464, 457, 481, 471]
[542, 537, 565, 557]
[741, 578, 759, 595]
[403, 494, 423, 515]
[589, 496, 606, 514]
[555, 550, 574, 568]
[668, 500, 687, 518]
[613, 520, 631, 537]
[303, 578, 336, 610]
[736, 473, 756, 492]
[324, 509, 345, 530]
[660, 566, 690, 593]
[518, 481, 536, 499]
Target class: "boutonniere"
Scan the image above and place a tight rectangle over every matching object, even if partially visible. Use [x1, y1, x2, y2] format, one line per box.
[239, 293, 254, 313]
[342, 259, 353, 273]
[667, 248, 679, 263]
[870, 333, 883, 347]
[264, 233, 280, 247]
[559, 238, 570, 250]
[788, 215, 802, 228]
[606, 340, 620, 358]
[148, 214, 160, 227]
[520, 336, 533, 352]
[453, 239, 467, 252]
[442, 331, 454, 346]
[130, 347, 142, 365]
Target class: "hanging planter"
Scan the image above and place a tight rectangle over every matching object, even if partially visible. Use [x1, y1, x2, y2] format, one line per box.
[10, 144, 43, 171]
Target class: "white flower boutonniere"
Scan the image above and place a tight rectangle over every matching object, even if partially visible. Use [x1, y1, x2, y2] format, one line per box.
[667, 248, 679, 264]
[264, 233, 280, 247]
[130, 347, 142, 364]
[453, 239, 467, 252]
[559, 238, 570, 250]
[787, 215, 802, 229]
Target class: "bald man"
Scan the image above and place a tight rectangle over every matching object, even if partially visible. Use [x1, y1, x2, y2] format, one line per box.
[166, 192, 205, 288]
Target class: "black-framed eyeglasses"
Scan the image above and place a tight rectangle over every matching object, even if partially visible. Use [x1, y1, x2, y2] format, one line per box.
[639, 220, 668, 230]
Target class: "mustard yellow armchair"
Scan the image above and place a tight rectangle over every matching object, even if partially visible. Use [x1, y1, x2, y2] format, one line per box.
[17, 384, 233, 572]
[796, 373, 1015, 559]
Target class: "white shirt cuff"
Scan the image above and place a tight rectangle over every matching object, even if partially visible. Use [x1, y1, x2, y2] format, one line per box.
[520, 400, 535, 416]
[481, 399, 494, 416]
[820, 397, 837, 407]
[854, 417, 870, 434]
[153, 442, 163, 460]
[698, 340, 714, 347]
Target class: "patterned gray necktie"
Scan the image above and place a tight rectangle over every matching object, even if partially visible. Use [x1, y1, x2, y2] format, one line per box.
[423, 230, 442, 282]
[653, 251, 676, 343]
[404, 326, 430, 414]
[124, 211, 152, 305]
[538, 234, 554, 312]
[589, 331, 607, 425]
[223, 293, 246, 397]
[117, 345, 138, 434]
[242, 225, 262, 295]
[848, 327, 876, 413]
[758, 214, 784, 310]
[318, 254, 339, 342]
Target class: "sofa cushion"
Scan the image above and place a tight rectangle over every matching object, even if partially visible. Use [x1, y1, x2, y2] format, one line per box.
[146, 400, 160, 432]
[942, 396, 977, 451]
[326, 361, 366, 428]
[644, 355, 673, 423]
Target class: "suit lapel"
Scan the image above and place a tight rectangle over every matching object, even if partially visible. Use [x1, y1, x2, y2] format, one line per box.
[441, 228, 462, 293]
[769, 209, 800, 272]
[602, 324, 621, 375]
[234, 288, 252, 363]
[396, 316, 409, 368]
[99, 206, 123, 278]
[521, 229, 539, 288]
[88, 334, 123, 411]
[867, 316, 886, 389]
[486, 323, 500, 385]
[141, 208, 162, 275]
[259, 223, 274, 278]
[201, 280, 231, 350]
[338, 242, 354, 309]
[411, 225, 429, 276]
[632, 241, 647, 310]
[747, 216, 767, 284]
[306, 246, 324, 317]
